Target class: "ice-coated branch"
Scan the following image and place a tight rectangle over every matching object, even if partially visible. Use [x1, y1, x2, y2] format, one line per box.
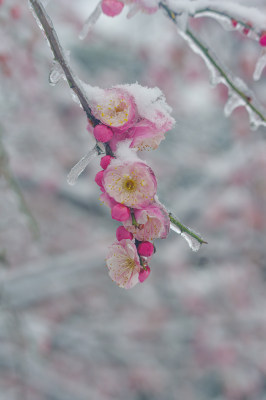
[165, 0, 266, 31]
[160, 2, 266, 129]
[28, 0, 100, 126]
[169, 213, 208, 246]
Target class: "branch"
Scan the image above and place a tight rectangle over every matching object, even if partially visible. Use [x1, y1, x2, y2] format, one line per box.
[29, 0, 207, 250]
[169, 214, 208, 245]
[0, 135, 39, 239]
[29, 0, 100, 126]
[159, 2, 266, 127]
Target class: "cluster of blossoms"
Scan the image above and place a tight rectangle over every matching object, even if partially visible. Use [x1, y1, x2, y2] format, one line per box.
[88, 83, 175, 288]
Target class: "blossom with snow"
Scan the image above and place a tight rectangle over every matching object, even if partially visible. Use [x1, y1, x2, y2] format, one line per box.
[102, 161, 157, 208]
[92, 88, 136, 131]
[106, 239, 142, 289]
[123, 203, 170, 241]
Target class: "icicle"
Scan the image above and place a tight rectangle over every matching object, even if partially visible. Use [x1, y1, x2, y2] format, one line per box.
[48, 60, 64, 86]
[246, 107, 266, 131]
[253, 50, 266, 81]
[170, 222, 202, 252]
[224, 91, 245, 117]
[67, 146, 100, 185]
[79, 1, 102, 40]
[177, 28, 224, 87]
[181, 232, 201, 252]
[170, 222, 181, 235]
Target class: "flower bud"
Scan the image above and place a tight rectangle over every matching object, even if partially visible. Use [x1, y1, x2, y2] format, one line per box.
[111, 204, 131, 221]
[116, 226, 133, 241]
[138, 241, 154, 257]
[93, 125, 113, 143]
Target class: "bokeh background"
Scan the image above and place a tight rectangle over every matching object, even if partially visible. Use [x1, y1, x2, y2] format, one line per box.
[1, 0, 266, 399]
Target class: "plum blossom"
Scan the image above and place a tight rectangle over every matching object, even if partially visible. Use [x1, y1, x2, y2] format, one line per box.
[103, 161, 157, 208]
[123, 203, 170, 241]
[106, 239, 141, 289]
[92, 88, 136, 131]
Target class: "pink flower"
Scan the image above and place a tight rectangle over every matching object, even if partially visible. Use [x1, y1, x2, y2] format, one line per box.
[106, 239, 141, 289]
[103, 161, 157, 208]
[99, 191, 118, 208]
[101, 0, 124, 17]
[92, 88, 136, 131]
[123, 203, 170, 241]
[129, 119, 166, 151]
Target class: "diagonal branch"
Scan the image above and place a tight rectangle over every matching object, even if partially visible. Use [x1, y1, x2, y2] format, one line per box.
[28, 0, 207, 249]
[29, 0, 100, 126]
[159, 2, 266, 127]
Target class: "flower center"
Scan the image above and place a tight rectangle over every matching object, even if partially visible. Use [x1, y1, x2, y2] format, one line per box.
[125, 257, 135, 270]
[123, 177, 137, 192]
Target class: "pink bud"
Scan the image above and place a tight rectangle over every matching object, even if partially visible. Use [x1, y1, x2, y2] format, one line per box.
[139, 266, 151, 283]
[137, 241, 154, 257]
[116, 226, 133, 241]
[231, 19, 237, 28]
[259, 32, 266, 47]
[243, 23, 252, 36]
[93, 125, 113, 143]
[101, 0, 124, 17]
[111, 204, 131, 221]
[95, 170, 104, 187]
[100, 155, 113, 170]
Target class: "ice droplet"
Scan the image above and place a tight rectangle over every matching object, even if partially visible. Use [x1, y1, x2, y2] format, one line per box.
[67, 146, 99, 185]
[49, 60, 63, 86]
[224, 91, 245, 117]
[253, 50, 266, 81]
[79, 1, 102, 40]
[181, 232, 201, 252]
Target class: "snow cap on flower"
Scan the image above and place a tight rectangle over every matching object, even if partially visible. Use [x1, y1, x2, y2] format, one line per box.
[101, 0, 124, 17]
[124, 203, 170, 241]
[103, 161, 157, 208]
[92, 88, 136, 131]
[106, 239, 141, 289]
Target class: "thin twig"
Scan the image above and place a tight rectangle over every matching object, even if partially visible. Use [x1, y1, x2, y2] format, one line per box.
[169, 214, 208, 245]
[159, 2, 266, 125]
[0, 135, 39, 239]
[29, 0, 207, 249]
[29, 0, 100, 126]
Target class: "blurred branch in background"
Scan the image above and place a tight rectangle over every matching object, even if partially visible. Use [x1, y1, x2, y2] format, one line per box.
[0, 131, 39, 240]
